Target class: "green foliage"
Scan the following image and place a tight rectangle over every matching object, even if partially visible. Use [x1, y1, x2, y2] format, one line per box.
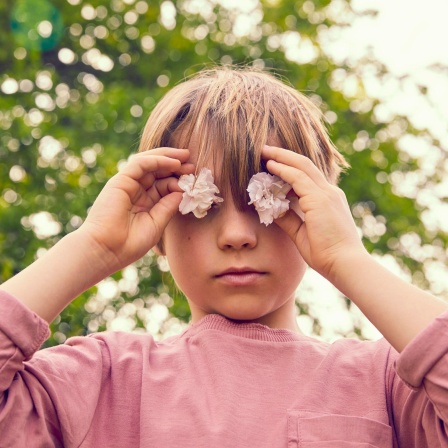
[1, 0, 445, 344]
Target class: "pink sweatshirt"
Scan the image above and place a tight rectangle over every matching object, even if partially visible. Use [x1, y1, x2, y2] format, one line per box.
[1, 290, 448, 447]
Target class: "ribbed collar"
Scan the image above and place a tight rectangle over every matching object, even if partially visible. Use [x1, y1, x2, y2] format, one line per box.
[180, 314, 306, 343]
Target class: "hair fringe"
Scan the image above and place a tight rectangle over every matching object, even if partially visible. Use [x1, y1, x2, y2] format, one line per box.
[138, 65, 349, 209]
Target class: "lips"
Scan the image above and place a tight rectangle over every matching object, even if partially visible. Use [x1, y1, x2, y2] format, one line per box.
[215, 267, 266, 286]
[216, 267, 264, 276]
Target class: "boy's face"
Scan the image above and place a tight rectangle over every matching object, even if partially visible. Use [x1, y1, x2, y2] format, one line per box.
[162, 136, 307, 330]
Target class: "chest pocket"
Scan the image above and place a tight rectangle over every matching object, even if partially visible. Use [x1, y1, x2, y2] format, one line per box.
[287, 411, 393, 447]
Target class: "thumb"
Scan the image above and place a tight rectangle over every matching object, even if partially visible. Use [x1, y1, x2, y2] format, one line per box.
[274, 210, 310, 265]
[274, 208, 303, 241]
[148, 192, 183, 239]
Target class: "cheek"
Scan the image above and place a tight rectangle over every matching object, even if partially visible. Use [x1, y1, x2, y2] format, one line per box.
[271, 229, 307, 273]
[164, 221, 204, 272]
[164, 233, 206, 299]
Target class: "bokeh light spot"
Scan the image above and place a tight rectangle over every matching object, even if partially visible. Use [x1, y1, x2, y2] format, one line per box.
[13, 47, 27, 60]
[1, 78, 19, 94]
[58, 48, 76, 64]
[156, 74, 170, 87]
[37, 20, 53, 38]
[9, 165, 27, 182]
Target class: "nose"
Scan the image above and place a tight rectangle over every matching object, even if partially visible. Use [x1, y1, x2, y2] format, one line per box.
[217, 201, 258, 250]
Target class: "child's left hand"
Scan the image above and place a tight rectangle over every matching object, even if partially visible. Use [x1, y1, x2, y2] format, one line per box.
[263, 144, 366, 282]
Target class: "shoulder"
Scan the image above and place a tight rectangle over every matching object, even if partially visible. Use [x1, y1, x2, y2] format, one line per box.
[31, 330, 179, 376]
[324, 337, 398, 392]
[63, 330, 165, 356]
[301, 336, 397, 380]
[330, 336, 396, 366]
[63, 328, 181, 349]
[291, 332, 395, 362]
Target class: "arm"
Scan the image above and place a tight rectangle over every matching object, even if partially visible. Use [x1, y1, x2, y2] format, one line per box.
[265, 144, 448, 445]
[0, 291, 106, 447]
[262, 144, 448, 353]
[0, 147, 192, 323]
[328, 251, 447, 353]
[0, 230, 109, 324]
[0, 147, 193, 444]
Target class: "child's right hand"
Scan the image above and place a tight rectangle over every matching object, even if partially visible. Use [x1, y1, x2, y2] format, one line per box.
[78, 147, 192, 274]
[0, 147, 193, 322]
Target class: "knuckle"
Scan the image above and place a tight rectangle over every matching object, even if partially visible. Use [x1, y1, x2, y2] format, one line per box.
[329, 185, 343, 196]
[300, 155, 314, 167]
[127, 154, 138, 163]
[336, 187, 347, 199]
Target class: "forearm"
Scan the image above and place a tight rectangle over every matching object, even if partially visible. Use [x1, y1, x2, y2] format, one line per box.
[0, 230, 113, 323]
[330, 251, 448, 353]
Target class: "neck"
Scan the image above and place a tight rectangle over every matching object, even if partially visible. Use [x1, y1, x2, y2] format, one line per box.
[240, 307, 302, 333]
[189, 299, 303, 334]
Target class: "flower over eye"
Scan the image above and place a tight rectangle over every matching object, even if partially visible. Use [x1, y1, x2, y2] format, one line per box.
[247, 172, 292, 226]
[178, 168, 224, 218]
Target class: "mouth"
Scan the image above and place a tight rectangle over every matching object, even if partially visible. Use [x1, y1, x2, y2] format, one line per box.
[215, 267, 266, 286]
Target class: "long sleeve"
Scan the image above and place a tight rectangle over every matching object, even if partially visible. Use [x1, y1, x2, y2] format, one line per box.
[388, 310, 448, 447]
[0, 291, 108, 447]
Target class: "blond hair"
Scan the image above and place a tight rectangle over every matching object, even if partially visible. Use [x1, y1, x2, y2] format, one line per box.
[139, 67, 348, 209]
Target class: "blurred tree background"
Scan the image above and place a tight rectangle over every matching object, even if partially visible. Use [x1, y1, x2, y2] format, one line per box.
[1, 0, 447, 346]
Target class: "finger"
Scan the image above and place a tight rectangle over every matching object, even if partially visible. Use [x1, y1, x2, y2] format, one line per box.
[151, 176, 184, 198]
[274, 210, 312, 263]
[138, 163, 195, 191]
[266, 159, 321, 201]
[134, 175, 189, 212]
[176, 162, 196, 176]
[126, 147, 191, 176]
[108, 156, 182, 204]
[147, 191, 183, 242]
[120, 155, 182, 182]
[122, 151, 194, 186]
[137, 147, 191, 162]
[263, 145, 329, 188]
[274, 209, 304, 245]
[289, 197, 305, 221]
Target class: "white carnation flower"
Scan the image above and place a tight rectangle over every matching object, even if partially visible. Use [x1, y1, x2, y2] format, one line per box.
[178, 168, 223, 218]
[247, 172, 292, 226]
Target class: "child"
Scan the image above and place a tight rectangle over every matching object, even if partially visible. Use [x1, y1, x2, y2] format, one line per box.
[1, 67, 447, 447]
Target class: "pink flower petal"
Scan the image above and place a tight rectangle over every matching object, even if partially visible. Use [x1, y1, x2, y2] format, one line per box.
[178, 168, 223, 218]
[247, 172, 292, 225]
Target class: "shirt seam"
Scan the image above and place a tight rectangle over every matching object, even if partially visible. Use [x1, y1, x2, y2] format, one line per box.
[75, 338, 109, 448]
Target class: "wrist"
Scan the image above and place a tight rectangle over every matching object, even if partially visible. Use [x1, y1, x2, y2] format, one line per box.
[69, 228, 120, 285]
[325, 246, 370, 292]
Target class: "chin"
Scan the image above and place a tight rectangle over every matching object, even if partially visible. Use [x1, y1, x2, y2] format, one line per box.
[218, 307, 270, 323]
